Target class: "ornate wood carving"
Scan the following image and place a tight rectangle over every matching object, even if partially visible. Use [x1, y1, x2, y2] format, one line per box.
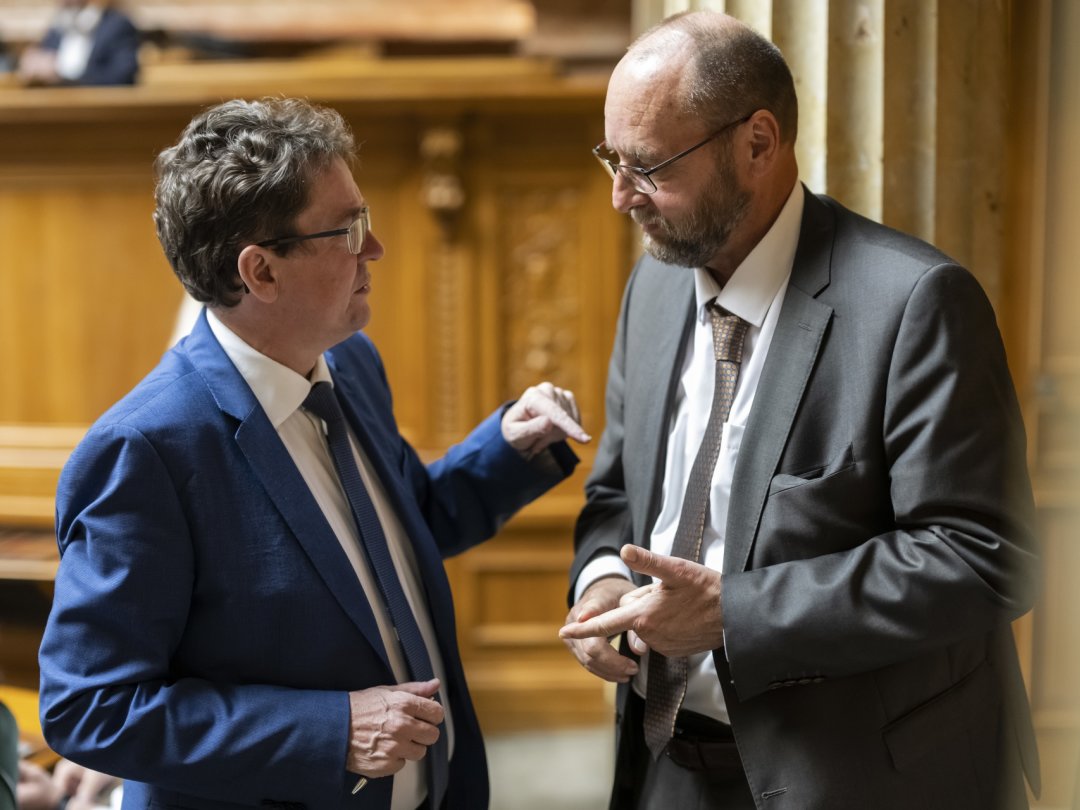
[499, 186, 582, 398]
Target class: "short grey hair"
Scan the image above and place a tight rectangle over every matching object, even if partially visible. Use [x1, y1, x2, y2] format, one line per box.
[154, 97, 356, 308]
[633, 12, 798, 143]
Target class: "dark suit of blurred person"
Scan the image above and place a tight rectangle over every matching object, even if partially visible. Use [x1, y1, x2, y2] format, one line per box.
[18, 1, 138, 86]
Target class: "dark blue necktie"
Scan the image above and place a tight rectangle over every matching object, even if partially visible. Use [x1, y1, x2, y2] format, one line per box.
[303, 381, 449, 807]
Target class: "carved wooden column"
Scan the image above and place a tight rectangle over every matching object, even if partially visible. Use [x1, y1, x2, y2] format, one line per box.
[500, 187, 582, 399]
[419, 123, 473, 446]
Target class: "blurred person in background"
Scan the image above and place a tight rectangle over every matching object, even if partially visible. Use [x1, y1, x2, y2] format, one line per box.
[18, 759, 121, 810]
[2, 701, 120, 810]
[0, 702, 15, 810]
[17, 0, 138, 86]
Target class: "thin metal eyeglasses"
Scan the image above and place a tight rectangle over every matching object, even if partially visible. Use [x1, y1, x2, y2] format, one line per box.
[592, 112, 754, 194]
[257, 206, 371, 255]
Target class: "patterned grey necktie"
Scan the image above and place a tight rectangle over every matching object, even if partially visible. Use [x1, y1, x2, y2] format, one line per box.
[643, 301, 749, 758]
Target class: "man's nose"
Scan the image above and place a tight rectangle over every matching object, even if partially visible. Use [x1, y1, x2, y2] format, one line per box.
[360, 231, 385, 262]
[611, 171, 648, 214]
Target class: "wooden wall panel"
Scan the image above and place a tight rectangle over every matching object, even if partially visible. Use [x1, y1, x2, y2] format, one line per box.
[0, 184, 182, 425]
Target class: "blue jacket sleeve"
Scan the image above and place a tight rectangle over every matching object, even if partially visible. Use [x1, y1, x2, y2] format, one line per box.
[411, 405, 578, 558]
[39, 424, 350, 808]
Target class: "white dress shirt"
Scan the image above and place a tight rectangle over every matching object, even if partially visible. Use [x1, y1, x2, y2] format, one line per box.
[576, 181, 804, 723]
[207, 312, 452, 810]
[53, 5, 103, 81]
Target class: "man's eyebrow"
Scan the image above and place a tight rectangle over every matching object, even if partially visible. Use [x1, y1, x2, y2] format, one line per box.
[609, 142, 659, 167]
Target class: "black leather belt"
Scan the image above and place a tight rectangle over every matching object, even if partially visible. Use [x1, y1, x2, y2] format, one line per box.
[666, 710, 743, 775]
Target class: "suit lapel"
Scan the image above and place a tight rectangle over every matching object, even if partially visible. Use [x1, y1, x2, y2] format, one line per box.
[637, 270, 696, 551]
[724, 190, 836, 574]
[183, 312, 391, 668]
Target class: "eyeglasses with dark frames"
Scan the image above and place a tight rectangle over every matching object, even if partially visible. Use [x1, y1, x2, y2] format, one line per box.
[592, 112, 754, 194]
[257, 206, 371, 255]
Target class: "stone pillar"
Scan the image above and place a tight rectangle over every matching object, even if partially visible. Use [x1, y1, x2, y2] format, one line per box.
[826, 0, 884, 222]
[726, 0, 772, 37]
[773, 0, 829, 193]
[882, 0, 937, 243]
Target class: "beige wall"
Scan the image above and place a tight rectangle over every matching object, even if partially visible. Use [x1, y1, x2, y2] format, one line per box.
[1013, 1, 1080, 805]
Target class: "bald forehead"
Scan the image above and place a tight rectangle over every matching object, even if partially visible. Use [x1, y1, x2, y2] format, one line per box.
[615, 10, 745, 87]
[605, 34, 696, 146]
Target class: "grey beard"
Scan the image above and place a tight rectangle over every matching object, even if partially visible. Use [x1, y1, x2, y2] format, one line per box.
[635, 175, 751, 268]
[642, 228, 725, 268]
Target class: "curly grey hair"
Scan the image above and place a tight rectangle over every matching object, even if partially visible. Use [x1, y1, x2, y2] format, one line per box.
[154, 97, 356, 308]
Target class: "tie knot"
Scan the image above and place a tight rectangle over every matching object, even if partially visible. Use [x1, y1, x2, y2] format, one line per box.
[707, 303, 749, 363]
[303, 381, 344, 424]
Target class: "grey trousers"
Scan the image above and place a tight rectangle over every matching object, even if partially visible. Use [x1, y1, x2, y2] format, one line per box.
[616, 692, 756, 810]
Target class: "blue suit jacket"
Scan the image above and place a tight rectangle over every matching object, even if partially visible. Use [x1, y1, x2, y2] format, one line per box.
[40, 311, 576, 809]
[41, 7, 138, 85]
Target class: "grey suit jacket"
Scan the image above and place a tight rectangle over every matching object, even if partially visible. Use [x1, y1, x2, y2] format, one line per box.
[572, 188, 1040, 809]
[0, 702, 16, 810]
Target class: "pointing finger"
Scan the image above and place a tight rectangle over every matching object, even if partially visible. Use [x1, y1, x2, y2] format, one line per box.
[559, 599, 645, 641]
[620, 545, 697, 583]
[532, 396, 590, 442]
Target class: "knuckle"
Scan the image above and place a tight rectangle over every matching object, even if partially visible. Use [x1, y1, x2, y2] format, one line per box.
[633, 614, 653, 637]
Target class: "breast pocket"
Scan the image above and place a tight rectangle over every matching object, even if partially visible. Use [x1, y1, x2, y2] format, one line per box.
[756, 444, 887, 562]
[768, 443, 856, 496]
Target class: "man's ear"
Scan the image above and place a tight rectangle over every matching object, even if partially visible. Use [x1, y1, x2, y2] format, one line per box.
[745, 109, 781, 174]
[237, 244, 280, 304]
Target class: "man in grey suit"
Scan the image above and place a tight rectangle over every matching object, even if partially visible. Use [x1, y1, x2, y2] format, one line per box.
[560, 11, 1040, 810]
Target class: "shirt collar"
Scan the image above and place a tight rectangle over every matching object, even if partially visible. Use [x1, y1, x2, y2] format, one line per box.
[56, 6, 103, 33]
[694, 180, 804, 327]
[206, 309, 333, 429]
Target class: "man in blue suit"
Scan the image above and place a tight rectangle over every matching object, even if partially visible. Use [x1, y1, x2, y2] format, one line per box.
[18, 1, 138, 86]
[38, 97, 588, 809]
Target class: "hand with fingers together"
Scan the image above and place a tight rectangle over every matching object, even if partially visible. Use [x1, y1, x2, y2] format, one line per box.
[502, 382, 591, 458]
[347, 679, 446, 779]
[561, 575, 640, 682]
[560, 545, 725, 659]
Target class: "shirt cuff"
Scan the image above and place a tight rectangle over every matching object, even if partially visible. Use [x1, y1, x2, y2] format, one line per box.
[573, 553, 633, 603]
